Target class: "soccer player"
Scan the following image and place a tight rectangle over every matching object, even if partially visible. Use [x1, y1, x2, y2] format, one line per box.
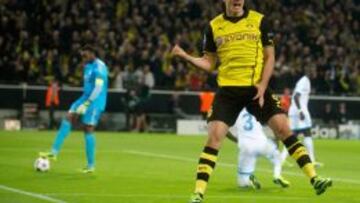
[171, 0, 332, 202]
[281, 74, 322, 167]
[228, 109, 290, 189]
[40, 45, 108, 173]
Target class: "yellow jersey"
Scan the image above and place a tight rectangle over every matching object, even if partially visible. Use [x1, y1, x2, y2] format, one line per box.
[203, 8, 274, 87]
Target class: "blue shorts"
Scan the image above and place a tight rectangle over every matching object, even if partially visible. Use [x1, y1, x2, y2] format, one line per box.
[69, 97, 103, 126]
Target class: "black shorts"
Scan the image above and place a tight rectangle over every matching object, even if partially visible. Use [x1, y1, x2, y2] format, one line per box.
[207, 86, 285, 126]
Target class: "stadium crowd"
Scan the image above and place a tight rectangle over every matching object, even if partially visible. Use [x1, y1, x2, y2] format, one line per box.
[0, 0, 359, 95]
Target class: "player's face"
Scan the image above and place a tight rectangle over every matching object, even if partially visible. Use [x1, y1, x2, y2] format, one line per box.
[223, 0, 244, 16]
[80, 50, 95, 62]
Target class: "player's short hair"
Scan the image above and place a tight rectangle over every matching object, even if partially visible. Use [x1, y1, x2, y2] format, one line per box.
[80, 44, 97, 55]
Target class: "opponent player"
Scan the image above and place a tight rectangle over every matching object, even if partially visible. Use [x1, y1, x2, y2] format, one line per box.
[281, 74, 322, 167]
[228, 109, 290, 189]
[40, 45, 108, 173]
[171, 0, 332, 202]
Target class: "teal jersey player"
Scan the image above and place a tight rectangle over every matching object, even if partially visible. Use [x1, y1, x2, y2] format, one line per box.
[69, 58, 108, 125]
[40, 45, 108, 173]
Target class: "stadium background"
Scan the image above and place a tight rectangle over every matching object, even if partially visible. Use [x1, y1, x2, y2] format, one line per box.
[0, 0, 359, 203]
[0, 0, 358, 132]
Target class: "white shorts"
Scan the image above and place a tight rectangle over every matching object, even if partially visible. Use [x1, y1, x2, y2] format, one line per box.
[288, 111, 312, 130]
[238, 138, 278, 174]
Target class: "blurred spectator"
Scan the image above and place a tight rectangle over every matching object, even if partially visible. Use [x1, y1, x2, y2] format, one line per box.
[122, 63, 139, 90]
[122, 83, 151, 132]
[134, 82, 151, 132]
[113, 65, 124, 89]
[322, 103, 337, 125]
[142, 65, 155, 89]
[0, 0, 358, 95]
[280, 87, 291, 113]
[45, 79, 60, 129]
[199, 89, 215, 119]
[337, 102, 349, 124]
[168, 92, 190, 119]
[123, 89, 140, 131]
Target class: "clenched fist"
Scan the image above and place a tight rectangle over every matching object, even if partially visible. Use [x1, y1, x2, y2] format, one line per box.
[171, 44, 187, 58]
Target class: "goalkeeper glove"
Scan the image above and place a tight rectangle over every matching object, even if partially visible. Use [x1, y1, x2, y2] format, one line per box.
[76, 100, 90, 115]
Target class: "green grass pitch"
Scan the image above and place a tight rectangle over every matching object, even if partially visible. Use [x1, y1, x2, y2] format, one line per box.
[0, 131, 359, 203]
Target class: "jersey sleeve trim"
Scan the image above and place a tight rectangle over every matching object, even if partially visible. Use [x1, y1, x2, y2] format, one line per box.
[202, 23, 217, 53]
[260, 16, 275, 47]
[95, 78, 104, 86]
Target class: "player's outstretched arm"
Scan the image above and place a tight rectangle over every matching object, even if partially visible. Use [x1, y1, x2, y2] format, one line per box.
[171, 44, 216, 72]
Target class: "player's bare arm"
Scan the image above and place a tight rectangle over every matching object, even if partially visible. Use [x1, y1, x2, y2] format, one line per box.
[294, 92, 305, 120]
[171, 44, 216, 72]
[253, 46, 275, 107]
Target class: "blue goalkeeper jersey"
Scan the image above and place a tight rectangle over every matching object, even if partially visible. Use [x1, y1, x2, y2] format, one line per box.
[83, 58, 108, 111]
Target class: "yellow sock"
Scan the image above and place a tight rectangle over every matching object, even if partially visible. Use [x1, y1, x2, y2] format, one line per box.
[194, 146, 218, 195]
[283, 136, 317, 179]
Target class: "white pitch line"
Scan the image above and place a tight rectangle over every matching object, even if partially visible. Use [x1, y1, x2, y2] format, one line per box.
[0, 184, 67, 203]
[45, 193, 309, 200]
[123, 150, 360, 185]
[0, 147, 358, 185]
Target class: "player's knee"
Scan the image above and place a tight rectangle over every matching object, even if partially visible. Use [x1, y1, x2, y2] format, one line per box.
[206, 121, 228, 148]
[66, 113, 76, 123]
[83, 125, 95, 133]
[206, 131, 224, 149]
[273, 124, 292, 140]
[268, 115, 292, 140]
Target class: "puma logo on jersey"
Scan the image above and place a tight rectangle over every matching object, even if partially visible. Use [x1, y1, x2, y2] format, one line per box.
[246, 24, 254, 28]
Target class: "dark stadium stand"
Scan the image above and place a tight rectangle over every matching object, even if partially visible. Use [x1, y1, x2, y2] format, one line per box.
[0, 0, 359, 95]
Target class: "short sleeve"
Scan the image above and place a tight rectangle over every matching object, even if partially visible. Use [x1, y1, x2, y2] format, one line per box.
[296, 77, 311, 94]
[94, 64, 107, 80]
[202, 23, 217, 53]
[260, 16, 275, 47]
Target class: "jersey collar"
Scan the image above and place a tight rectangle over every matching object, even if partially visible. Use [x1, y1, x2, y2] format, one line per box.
[223, 7, 249, 23]
[86, 58, 97, 65]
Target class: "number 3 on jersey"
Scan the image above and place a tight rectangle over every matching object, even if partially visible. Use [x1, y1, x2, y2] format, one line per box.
[242, 113, 253, 131]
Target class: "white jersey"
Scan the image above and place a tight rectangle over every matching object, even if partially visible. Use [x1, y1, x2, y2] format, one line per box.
[229, 109, 267, 143]
[288, 76, 312, 130]
[229, 109, 282, 186]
